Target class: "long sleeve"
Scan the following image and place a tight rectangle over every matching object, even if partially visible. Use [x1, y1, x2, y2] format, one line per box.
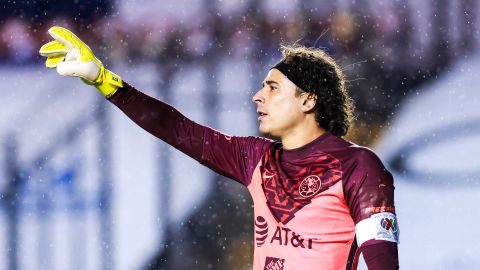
[342, 147, 399, 269]
[361, 241, 399, 269]
[108, 82, 273, 185]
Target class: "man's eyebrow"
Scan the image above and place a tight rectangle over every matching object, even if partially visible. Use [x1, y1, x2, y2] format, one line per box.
[262, 80, 280, 87]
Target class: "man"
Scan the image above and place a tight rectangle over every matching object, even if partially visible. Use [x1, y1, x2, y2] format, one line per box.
[40, 27, 399, 269]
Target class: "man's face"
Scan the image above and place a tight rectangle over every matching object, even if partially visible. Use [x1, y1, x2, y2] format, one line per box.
[252, 69, 306, 138]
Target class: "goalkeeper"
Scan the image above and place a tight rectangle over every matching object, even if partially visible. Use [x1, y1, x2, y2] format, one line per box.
[40, 27, 399, 270]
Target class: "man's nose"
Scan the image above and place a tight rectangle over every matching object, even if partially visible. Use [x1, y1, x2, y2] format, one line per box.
[252, 88, 264, 104]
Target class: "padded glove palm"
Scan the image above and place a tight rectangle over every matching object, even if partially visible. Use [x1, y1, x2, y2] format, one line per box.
[39, 26, 122, 97]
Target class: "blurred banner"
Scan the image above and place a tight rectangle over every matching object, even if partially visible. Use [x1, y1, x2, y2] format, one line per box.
[375, 56, 480, 269]
[0, 67, 111, 270]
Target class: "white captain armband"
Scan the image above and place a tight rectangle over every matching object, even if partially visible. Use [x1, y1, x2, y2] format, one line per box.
[355, 212, 400, 247]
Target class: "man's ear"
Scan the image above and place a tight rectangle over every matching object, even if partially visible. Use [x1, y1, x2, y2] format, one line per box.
[301, 93, 317, 112]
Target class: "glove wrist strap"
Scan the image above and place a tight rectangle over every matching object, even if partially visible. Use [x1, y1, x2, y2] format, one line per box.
[94, 66, 123, 98]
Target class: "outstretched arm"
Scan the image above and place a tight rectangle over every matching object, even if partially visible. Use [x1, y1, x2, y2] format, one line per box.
[39, 26, 272, 185]
[108, 82, 272, 185]
[108, 82, 205, 160]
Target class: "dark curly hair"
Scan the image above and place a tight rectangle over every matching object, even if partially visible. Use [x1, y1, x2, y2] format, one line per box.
[280, 45, 354, 136]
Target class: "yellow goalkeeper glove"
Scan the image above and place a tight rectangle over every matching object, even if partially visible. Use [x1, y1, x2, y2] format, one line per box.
[39, 26, 123, 97]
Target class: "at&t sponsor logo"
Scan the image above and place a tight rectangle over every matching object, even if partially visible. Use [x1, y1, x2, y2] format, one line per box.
[255, 215, 315, 249]
[255, 216, 269, 247]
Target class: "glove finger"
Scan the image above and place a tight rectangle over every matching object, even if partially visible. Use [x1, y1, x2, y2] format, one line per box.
[48, 26, 86, 51]
[45, 54, 66, 68]
[39, 40, 68, 57]
[57, 60, 100, 81]
[65, 50, 80, 61]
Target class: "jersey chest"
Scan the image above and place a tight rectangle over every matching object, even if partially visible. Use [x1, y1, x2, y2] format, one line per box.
[248, 159, 356, 247]
[248, 162, 356, 270]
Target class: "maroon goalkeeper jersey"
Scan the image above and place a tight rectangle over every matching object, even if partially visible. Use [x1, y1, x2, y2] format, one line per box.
[108, 83, 399, 270]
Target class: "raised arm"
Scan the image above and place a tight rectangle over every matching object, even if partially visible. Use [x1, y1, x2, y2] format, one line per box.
[39, 26, 272, 185]
[108, 82, 273, 185]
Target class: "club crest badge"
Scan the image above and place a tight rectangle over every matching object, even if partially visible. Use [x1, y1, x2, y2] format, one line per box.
[299, 175, 322, 198]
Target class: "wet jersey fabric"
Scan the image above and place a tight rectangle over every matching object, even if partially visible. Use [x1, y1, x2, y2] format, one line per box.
[248, 134, 398, 270]
[109, 83, 399, 269]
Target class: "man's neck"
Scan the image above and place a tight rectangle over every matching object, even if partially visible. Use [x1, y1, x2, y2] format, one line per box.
[281, 126, 326, 150]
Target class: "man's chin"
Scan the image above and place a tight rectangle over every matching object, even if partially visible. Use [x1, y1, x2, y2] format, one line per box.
[258, 125, 269, 135]
[258, 128, 279, 140]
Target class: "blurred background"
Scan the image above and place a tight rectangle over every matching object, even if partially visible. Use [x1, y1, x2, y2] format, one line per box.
[1, 0, 479, 269]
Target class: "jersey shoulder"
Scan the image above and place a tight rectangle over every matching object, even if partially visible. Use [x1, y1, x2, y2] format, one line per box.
[348, 145, 385, 169]
[326, 137, 383, 167]
[326, 137, 392, 188]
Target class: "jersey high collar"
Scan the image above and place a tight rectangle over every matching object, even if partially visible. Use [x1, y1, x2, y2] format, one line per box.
[281, 132, 333, 160]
